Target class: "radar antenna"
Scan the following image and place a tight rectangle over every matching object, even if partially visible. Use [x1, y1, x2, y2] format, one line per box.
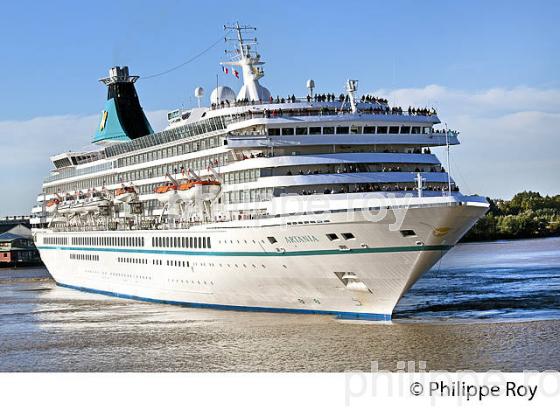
[346, 79, 359, 114]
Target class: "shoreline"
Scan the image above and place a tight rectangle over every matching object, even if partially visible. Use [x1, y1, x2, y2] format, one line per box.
[461, 234, 560, 244]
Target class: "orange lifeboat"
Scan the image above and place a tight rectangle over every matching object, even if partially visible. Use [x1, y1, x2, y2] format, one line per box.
[154, 182, 179, 203]
[178, 179, 221, 202]
[114, 186, 137, 203]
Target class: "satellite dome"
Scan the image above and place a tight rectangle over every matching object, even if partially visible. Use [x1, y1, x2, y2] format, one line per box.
[210, 86, 236, 105]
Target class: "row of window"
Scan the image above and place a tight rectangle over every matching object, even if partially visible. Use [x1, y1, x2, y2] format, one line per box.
[44, 237, 68, 245]
[113, 257, 256, 270]
[326, 233, 355, 241]
[151, 236, 211, 249]
[224, 188, 274, 204]
[106, 271, 152, 281]
[105, 115, 227, 159]
[286, 219, 331, 226]
[168, 278, 213, 286]
[166, 260, 190, 267]
[46, 161, 111, 183]
[268, 125, 432, 136]
[223, 168, 261, 184]
[117, 135, 222, 168]
[117, 257, 148, 264]
[70, 253, 99, 261]
[71, 236, 145, 247]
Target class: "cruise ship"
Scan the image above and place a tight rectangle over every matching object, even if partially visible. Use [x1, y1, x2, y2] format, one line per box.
[31, 24, 488, 320]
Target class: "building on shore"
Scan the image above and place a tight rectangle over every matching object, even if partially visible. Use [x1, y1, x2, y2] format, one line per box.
[0, 216, 42, 267]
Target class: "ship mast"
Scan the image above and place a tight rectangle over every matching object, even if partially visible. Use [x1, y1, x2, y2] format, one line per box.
[222, 23, 270, 102]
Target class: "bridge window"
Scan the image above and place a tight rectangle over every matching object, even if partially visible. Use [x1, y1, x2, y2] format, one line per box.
[309, 127, 321, 135]
[268, 128, 280, 136]
[336, 126, 349, 134]
[389, 126, 399, 134]
[281, 128, 294, 135]
[363, 126, 375, 134]
[377, 126, 388, 134]
[400, 126, 410, 134]
[341, 233, 355, 240]
[323, 127, 334, 134]
[296, 127, 308, 135]
[326, 233, 339, 241]
[350, 126, 362, 134]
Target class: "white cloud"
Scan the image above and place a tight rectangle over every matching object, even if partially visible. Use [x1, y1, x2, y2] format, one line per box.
[375, 85, 560, 117]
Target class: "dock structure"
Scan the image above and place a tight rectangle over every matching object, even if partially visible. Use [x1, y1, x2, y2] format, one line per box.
[0, 216, 42, 267]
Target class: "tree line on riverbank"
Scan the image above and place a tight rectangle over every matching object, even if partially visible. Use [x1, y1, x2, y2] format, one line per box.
[462, 191, 560, 242]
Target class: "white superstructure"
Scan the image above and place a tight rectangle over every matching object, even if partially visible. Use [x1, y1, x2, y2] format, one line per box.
[31, 24, 488, 320]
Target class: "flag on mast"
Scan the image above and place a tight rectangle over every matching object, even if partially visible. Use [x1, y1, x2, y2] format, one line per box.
[222, 66, 229, 75]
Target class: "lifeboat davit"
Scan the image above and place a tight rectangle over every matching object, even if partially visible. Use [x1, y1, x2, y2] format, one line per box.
[56, 195, 77, 216]
[178, 179, 221, 202]
[73, 197, 111, 215]
[154, 182, 180, 203]
[57, 193, 110, 216]
[114, 186, 137, 203]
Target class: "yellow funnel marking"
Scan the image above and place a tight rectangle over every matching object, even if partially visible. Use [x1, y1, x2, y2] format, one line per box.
[433, 227, 450, 237]
[99, 111, 108, 131]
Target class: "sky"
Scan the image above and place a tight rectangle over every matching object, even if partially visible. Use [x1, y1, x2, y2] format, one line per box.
[0, 0, 559, 216]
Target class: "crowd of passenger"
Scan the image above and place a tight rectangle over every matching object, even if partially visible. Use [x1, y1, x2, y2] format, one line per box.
[284, 164, 444, 176]
[236, 149, 434, 162]
[209, 94, 437, 117]
[293, 183, 459, 196]
[358, 105, 437, 116]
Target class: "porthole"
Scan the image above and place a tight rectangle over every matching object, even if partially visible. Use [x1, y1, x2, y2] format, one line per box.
[400, 230, 417, 238]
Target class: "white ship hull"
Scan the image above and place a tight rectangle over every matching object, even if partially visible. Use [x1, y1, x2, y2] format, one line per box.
[34, 197, 487, 320]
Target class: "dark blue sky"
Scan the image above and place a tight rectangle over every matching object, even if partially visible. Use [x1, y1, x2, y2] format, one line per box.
[1, 0, 558, 120]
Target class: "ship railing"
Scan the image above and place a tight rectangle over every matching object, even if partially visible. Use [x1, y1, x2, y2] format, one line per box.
[219, 108, 439, 124]
[211, 96, 390, 108]
[44, 162, 113, 183]
[210, 99, 438, 117]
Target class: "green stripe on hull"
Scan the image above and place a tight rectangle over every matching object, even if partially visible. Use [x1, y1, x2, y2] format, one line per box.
[37, 244, 452, 257]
